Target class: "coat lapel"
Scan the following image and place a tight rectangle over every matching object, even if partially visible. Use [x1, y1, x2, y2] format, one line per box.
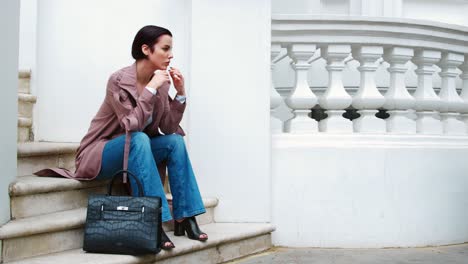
[117, 62, 138, 99]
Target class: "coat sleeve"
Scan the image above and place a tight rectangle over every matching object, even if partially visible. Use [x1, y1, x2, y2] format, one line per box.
[106, 75, 156, 132]
[158, 95, 186, 135]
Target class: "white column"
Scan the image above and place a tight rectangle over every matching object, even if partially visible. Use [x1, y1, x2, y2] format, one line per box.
[360, 0, 382, 16]
[305, 0, 321, 14]
[459, 55, 468, 132]
[270, 44, 285, 134]
[383, 0, 402, 17]
[412, 50, 443, 134]
[190, 0, 271, 222]
[438, 52, 466, 135]
[0, 0, 20, 225]
[383, 47, 416, 133]
[285, 44, 318, 133]
[349, 0, 362, 15]
[319, 45, 353, 133]
[352, 46, 385, 133]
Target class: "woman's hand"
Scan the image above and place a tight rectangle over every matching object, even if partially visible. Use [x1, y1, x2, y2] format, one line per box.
[147, 70, 170, 90]
[169, 67, 185, 96]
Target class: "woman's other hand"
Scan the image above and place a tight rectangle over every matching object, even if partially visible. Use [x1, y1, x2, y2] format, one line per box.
[147, 70, 170, 90]
[169, 67, 185, 96]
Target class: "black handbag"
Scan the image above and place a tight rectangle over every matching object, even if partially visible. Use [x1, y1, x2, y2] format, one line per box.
[83, 169, 162, 255]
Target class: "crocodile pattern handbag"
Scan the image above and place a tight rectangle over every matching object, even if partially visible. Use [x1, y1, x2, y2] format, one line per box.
[83, 170, 162, 255]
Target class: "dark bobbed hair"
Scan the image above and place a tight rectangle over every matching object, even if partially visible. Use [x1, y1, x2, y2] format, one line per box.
[131, 25, 172, 60]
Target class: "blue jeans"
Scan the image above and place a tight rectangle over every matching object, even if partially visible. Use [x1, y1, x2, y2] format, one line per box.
[96, 132, 206, 222]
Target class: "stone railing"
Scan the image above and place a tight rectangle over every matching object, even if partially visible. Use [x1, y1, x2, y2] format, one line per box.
[271, 15, 468, 135]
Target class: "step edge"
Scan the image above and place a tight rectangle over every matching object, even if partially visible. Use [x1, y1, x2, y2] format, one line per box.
[9, 176, 108, 197]
[17, 142, 79, 157]
[5, 223, 275, 264]
[156, 223, 275, 261]
[18, 70, 31, 78]
[1, 199, 221, 239]
[17, 117, 32, 127]
[0, 208, 86, 239]
[17, 93, 37, 102]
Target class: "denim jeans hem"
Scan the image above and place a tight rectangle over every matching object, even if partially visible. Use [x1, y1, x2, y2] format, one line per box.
[162, 214, 173, 223]
[173, 207, 206, 220]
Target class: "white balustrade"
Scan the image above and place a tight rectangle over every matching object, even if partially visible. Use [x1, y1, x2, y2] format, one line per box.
[383, 47, 416, 134]
[412, 50, 443, 134]
[271, 44, 286, 133]
[351, 46, 385, 133]
[271, 15, 468, 137]
[284, 44, 318, 133]
[319, 45, 353, 133]
[438, 52, 466, 135]
[459, 55, 468, 132]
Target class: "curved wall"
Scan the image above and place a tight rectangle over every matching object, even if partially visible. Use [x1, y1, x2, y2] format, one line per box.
[272, 135, 468, 247]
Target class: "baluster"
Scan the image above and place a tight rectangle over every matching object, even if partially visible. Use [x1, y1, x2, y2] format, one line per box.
[459, 55, 468, 132]
[412, 50, 443, 134]
[319, 45, 353, 133]
[438, 52, 465, 135]
[383, 47, 416, 133]
[271, 44, 286, 134]
[285, 44, 318, 133]
[351, 46, 385, 133]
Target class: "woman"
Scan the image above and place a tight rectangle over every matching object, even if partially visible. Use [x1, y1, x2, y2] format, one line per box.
[35, 25, 207, 249]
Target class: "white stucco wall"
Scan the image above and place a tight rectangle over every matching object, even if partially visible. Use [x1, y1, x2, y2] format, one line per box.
[272, 0, 468, 27]
[403, 0, 468, 27]
[0, 0, 20, 225]
[18, 0, 37, 72]
[34, 0, 190, 142]
[272, 135, 468, 247]
[189, 0, 272, 222]
[31, 0, 272, 223]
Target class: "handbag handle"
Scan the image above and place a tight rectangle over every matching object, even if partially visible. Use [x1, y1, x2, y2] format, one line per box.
[108, 170, 145, 197]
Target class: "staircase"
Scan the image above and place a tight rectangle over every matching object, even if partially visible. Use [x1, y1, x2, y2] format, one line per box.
[0, 71, 275, 263]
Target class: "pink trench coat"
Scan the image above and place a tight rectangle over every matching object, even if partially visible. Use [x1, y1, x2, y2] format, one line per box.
[35, 63, 186, 182]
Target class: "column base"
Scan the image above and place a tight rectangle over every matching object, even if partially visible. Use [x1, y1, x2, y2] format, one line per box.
[353, 110, 385, 133]
[319, 110, 352, 133]
[462, 114, 468, 134]
[386, 110, 416, 134]
[288, 110, 318, 133]
[416, 111, 442, 135]
[441, 113, 466, 135]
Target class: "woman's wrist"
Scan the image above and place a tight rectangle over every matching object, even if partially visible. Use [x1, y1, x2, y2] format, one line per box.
[176, 88, 185, 96]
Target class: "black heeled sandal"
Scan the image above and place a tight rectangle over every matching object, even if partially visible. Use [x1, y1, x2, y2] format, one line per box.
[174, 216, 208, 242]
[161, 230, 175, 250]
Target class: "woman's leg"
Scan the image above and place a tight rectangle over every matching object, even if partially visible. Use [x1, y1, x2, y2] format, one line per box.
[96, 132, 173, 222]
[149, 134, 206, 220]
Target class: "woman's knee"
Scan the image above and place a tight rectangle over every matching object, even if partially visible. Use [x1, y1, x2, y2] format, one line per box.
[167, 134, 185, 150]
[130, 132, 151, 150]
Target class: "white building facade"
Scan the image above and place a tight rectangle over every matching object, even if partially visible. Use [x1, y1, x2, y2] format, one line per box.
[4, 0, 468, 252]
[271, 0, 468, 247]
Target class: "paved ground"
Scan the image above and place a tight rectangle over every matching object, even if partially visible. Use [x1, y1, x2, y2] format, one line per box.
[229, 244, 468, 264]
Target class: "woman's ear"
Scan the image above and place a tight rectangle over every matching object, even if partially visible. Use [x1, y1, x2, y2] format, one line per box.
[141, 44, 150, 56]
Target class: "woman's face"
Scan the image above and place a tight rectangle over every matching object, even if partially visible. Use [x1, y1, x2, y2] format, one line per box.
[145, 34, 173, 70]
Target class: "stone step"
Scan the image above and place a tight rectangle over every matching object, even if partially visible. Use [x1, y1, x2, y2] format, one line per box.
[18, 93, 36, 119]
[17, 117, 32, 142]
[0, 197, 218, 262]
[6, 223, 274, 264]
[9, 175, 217, 224]
[17, 142, 78, 177]
[9, 175, 108, 219]
[18, 70, 31, 94]
[0, 208, 86, 262]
